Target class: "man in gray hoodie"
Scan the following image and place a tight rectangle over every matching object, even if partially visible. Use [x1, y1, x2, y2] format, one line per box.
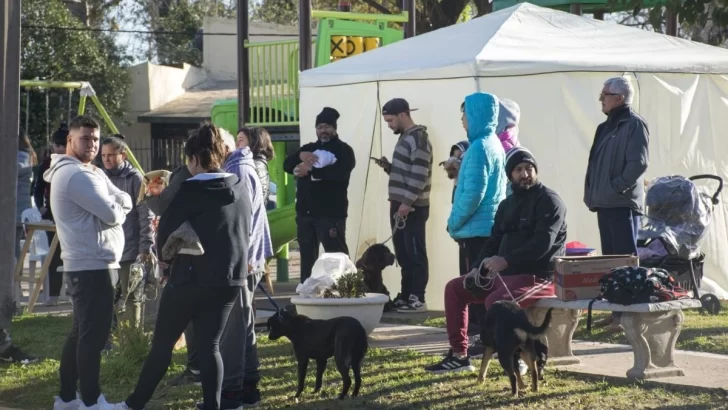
[46, 115, 132, 410]
[101, 136, 155, 329]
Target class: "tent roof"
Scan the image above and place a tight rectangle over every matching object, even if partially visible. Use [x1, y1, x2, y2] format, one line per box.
[300, 3, 728, 87]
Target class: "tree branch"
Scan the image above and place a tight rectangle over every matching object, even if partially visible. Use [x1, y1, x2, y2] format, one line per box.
[361, 0, 392, 14]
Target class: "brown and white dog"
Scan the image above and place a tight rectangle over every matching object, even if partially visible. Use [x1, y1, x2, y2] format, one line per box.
[355, 243, 396, 311]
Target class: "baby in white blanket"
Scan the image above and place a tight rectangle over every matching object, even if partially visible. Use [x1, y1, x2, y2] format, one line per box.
[294, 149, 337, 181]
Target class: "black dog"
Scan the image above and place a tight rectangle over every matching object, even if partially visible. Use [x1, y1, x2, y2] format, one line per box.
[355, 243, 396, 311]
[477, 300, 552, 397]
[267, 309, 368, 400]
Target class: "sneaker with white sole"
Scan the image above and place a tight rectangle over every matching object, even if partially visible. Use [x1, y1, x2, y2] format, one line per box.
[392, 294, 408, 309]
[397, 295, 427, 313]
[424, 352, 475, 374]
[53, 396, 81, 410]
[78, 394, 130, 410]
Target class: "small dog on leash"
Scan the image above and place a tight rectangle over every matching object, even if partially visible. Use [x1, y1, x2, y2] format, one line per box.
[477, 300, 552, 397]
[355, 243, 396, 310]
[267, 308, 368, 400]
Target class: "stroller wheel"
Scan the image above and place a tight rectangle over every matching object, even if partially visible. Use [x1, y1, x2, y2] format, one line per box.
[699, 293, 721, 315]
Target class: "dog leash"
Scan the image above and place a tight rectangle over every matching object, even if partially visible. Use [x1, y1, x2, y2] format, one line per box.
[257, 282, 281, 311]
[380, 213, 407, 245]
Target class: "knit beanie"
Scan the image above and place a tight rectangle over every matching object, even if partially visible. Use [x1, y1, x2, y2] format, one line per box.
[505, 146, 537, 179]
[316, 107, 340, 128]
[496, 98, 521, 135]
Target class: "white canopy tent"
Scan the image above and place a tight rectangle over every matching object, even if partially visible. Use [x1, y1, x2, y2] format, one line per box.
[298, 3, 728, 310]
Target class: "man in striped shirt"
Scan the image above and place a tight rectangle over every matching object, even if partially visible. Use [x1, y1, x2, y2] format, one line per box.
[375, 98, 433, 312]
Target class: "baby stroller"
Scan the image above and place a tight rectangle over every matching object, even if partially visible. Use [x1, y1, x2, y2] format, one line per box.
[637, 174, 724, 315]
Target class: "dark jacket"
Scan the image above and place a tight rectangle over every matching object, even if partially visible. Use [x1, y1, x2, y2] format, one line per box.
[475, 182, 567, 279]
[34, 156, 53, 220]
[254, 157, 270, 206]
[283, 135, 355, 218]
[584, 105, 649, 213]
[103, 161, 155, 262]
[145, 165, 192, 217]
[157, 172, 252, 287]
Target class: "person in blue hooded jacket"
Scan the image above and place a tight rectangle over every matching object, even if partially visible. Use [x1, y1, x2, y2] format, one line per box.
[447, 92, 507, 334]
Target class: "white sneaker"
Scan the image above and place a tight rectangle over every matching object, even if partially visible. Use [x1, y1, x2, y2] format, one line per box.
[53, 396, 81, 410]
[78, 394, 130, 410]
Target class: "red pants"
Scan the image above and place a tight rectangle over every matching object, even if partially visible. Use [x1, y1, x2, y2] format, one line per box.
[444, 274, 555, 354]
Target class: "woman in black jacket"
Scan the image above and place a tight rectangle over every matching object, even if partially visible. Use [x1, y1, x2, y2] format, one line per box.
[237, 126, 275, 209]
[119, 124, 253, 410]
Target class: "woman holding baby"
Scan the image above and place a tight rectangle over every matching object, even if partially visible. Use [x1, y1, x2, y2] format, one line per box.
[115, 124, 253, 410]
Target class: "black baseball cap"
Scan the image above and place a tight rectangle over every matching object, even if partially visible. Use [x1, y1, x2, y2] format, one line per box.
[382, 98, 418, 116]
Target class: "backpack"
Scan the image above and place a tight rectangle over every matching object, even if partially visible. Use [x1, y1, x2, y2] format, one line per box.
[586, 266, 691, 332]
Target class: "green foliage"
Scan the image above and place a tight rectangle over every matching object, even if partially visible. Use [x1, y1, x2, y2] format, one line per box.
[323, 271, 369, 298]
[21, 0, 131, 150]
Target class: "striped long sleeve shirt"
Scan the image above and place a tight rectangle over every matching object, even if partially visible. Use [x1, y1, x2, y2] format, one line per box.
[388, 125, 433, 207]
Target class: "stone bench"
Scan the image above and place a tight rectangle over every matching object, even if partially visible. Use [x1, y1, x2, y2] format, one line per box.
[525, 298, 702, 380]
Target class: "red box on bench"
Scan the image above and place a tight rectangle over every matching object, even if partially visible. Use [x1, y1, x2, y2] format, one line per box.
[554, 255, 639, 301]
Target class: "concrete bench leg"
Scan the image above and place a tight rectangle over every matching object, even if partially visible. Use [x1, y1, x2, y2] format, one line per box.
[527, 307, 581, 366]
[620, 310, 685, 379]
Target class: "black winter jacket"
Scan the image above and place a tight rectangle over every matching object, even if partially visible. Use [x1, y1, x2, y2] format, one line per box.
[475, 182, 567, 279]
[157, 172, 252, 287]
[283, 136, 355, 218]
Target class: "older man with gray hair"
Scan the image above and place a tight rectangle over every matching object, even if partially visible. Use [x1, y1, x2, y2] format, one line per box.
[585, 76, 649, 258]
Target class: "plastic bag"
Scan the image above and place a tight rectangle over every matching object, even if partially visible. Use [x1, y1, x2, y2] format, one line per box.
[295, 252, 357, 298]
[639, 175, 714, 259]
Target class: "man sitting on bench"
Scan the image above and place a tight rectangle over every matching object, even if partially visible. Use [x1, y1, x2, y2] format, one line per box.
[425, 147, 568, 373]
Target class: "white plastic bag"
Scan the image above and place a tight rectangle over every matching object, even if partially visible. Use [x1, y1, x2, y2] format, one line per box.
[295, 252, 357, 298]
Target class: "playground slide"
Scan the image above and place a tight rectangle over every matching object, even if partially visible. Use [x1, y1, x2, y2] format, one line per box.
[267, 202, 297, 253]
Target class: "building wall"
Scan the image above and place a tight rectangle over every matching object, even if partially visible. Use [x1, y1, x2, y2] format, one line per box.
[116, 63, 205, 172]
[203, 17, 302, 82]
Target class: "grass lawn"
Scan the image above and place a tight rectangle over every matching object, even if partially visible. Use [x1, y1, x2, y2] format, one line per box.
[1, 314, 725, 409]
[383, 301, 728, 355]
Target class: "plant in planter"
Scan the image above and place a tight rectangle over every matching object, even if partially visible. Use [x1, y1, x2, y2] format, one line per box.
[322, 271, 369, 299]
[291, 271, 389, 335]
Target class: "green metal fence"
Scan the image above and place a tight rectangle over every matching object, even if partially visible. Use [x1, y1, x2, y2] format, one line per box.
[246, 39, 303, 127]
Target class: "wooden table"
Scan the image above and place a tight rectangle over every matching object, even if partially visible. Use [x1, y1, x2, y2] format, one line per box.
[14, 221, 59, 313]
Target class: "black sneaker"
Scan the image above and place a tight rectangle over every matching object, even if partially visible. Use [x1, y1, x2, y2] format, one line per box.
[424, 352, 475, 374]
[242, 384, 261, 407]
[392, 294, 408, 309]
[196, 390, 244, 410]
[168, 367, 202, 386]
[0, 345, 39, 364]
[397, 295, 427, 313]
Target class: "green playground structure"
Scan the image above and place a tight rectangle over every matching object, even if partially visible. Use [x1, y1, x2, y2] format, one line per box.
[211, 8, 409, 282]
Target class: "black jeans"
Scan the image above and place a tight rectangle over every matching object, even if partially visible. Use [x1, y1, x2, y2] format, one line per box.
[125, 283, 240, 410]
[59, 269, 116, 406]
[297, 215, 349, 283]
[596, 207, 641, 255]
[390, 202, 429, 302]
[458, 237, 489, 335]
[45, 232, 64, 297]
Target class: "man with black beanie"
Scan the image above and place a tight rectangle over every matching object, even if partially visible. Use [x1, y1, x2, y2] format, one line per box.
[425, 146, 567, 374]
[284, 107, 356, 282]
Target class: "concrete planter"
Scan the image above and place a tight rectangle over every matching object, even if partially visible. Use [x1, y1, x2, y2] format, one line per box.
[290, 293, 389, 335]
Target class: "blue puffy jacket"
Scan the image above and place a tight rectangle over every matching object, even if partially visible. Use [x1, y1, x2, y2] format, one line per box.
[448, 92, 507, 240]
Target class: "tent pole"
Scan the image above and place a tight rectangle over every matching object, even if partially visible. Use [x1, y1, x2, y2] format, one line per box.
[593, 10, 604, 20]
